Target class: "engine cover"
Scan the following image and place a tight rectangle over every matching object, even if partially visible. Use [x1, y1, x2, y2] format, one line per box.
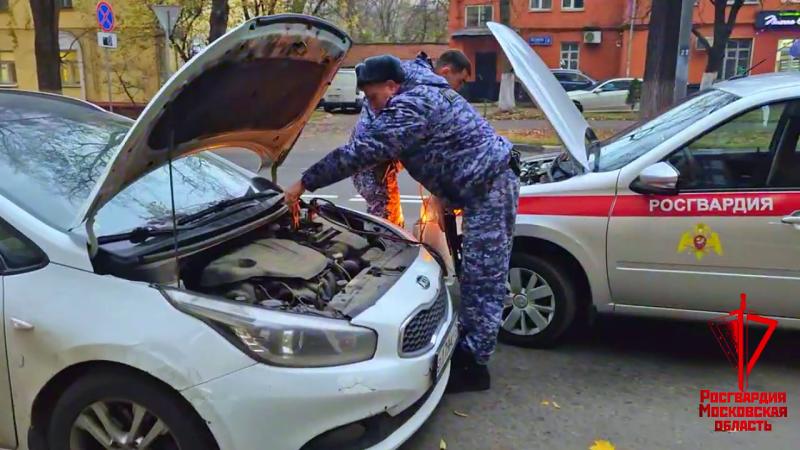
[200, 238, 328, 287]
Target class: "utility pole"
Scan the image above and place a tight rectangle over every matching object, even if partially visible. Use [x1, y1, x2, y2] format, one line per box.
[674, 0, 694, 103]
[625, 0, 637, 77]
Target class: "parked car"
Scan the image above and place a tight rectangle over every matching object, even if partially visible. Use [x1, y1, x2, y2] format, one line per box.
[551, 69, 596, 92]
[567, 77, 642, 112]
[320, 68, 364, 113]
[0, 15, 456, 450]
[420, 22, 800, 349]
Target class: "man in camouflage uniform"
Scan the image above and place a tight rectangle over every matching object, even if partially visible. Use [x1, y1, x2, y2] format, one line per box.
[350, 50, 474, 228]
[285, 55, 520, 393]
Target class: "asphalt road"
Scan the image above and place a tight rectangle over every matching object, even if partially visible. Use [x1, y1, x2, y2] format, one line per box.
[217, 113, 800, 450]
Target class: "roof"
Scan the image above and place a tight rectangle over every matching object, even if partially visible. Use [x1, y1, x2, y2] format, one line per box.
[451, 27, 493, 37]
[714, 72, 800, 97]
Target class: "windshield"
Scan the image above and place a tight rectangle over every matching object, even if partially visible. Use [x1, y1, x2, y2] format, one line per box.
[595, 89, 740, 171]
[0, 91, 254, 234]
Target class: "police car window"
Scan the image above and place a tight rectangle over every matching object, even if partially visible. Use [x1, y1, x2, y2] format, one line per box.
[765, 101, 800, 188]
[0, 219, 47, 273]
[597, 89, 738, 171]
[666, 102, 788, 191]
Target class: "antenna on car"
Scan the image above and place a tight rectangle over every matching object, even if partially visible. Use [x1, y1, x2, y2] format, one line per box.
[167, 108, 182, 288]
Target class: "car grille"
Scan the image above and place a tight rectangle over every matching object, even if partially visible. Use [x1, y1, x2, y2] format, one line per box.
[400, 288, 448, 356]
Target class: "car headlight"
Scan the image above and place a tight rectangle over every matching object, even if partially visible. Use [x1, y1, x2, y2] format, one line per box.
[161, 288, 377, 367]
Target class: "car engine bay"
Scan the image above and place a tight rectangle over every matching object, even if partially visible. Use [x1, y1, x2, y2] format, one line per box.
[177, 202, 420, 319]
[518, 151, 583, 185]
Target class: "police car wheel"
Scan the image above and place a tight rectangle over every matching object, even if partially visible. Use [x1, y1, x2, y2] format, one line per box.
[498, 252, 577, 348]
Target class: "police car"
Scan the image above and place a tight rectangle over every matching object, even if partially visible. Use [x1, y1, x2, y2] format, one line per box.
[450, 23, 800, 347]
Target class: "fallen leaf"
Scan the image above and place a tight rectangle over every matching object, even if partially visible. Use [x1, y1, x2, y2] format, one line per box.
[540, 400, 550, 406]
[552, 401, 561, 409]
[453, 410, 469, 418]
[440, 438, 447, 449]
[589, 439, 616, 450]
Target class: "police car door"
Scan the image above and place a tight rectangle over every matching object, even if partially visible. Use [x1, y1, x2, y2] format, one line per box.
[607, 99, 800, 318]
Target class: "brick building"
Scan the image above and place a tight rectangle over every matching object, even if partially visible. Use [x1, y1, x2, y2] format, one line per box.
[448, 0, 800, 101]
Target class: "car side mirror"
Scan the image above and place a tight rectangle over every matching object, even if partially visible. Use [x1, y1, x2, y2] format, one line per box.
[630, 162, 679, 195]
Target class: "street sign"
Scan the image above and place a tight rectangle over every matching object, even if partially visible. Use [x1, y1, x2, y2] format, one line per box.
[151, 5, 183, 40]
[96, 1, 115, 32]
[97, 32, 118, 49]
[528, 35, 552, 47]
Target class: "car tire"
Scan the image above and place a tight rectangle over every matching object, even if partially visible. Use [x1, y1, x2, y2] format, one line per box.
[573, 101, 584, 112]
[46, 368, 217, 450]
[323, 106, 333, 113]
[498, 252, 578, 348]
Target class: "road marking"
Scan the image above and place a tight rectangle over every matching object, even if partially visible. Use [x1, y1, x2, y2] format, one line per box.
[301, 194, 339, 199]
[348, 197, 423, 204]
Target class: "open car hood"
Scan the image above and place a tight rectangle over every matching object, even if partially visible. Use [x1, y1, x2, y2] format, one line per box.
[77, 15, 352, 228]
[487, 22, 593, 171]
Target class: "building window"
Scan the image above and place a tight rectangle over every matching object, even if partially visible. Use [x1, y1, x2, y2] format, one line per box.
[776, 39, 799, 73]
[0, 52, 16, 86]
[562, 0, 584, 10]
[530, 0, 552, 10]
[60, 51, 81, 87]
[465, 5, 492, 28]
[560, 42, 579, 70]
[60, 0, 73, 8]
[720, 38, 752, 80]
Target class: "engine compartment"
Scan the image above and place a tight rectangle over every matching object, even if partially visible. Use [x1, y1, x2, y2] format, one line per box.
[178, 203, 418, 319]
[519, 151, 583, 186]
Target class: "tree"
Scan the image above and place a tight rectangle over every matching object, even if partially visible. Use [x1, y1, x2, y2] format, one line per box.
[209, 0, 230, 43]
[497, 0, 515, 111]
[692, 0, 749, 90]
[29, 0, 62, 93]
[640, 0, 682, 118]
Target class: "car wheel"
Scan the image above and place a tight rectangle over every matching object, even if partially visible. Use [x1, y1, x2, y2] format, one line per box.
[323, 106, 333, 113]
[573, 101, 584, 112]
[46, 368, 217, 450]
[498, 252, 578, 348]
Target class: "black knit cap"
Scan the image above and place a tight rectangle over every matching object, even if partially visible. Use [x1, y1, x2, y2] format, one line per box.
[355, 55, 406, 88]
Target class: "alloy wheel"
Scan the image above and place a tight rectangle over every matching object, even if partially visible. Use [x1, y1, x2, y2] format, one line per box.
[69, 400, 179, 450]
[502, 267, 556, 336]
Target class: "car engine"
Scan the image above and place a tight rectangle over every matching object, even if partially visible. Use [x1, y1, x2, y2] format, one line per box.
[184, 204, 415, 319]
[519, 152, 583, 185]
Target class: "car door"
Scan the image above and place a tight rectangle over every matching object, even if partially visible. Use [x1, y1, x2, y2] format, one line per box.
[594, 80, 629, 111]
[582, 81, 620, 111]
[0, 218, 45, 448]
[607, 99, 800, 318]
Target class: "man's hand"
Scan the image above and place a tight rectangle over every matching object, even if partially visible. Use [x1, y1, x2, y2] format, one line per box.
[284, 180, 306, 206]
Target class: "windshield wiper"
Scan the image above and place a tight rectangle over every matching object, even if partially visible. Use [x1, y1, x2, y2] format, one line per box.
[98, 225, 178, 244]
[176, 191, 278, 226]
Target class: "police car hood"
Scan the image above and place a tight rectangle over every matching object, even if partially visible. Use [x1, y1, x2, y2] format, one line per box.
[488, 22, 592, 171]
[77, 14, 351, 226]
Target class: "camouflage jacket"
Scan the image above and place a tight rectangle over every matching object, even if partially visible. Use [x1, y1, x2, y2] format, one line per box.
[302, 57, 511, 208]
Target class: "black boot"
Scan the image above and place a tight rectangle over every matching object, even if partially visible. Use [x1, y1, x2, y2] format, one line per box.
[445, 346, 491, 394]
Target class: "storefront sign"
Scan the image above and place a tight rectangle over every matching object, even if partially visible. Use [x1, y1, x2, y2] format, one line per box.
[755, 11, 800, 30]
[528, 35, 552, 46]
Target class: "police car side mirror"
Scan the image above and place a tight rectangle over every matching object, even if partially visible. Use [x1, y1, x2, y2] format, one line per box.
[631, 162, 679, 195]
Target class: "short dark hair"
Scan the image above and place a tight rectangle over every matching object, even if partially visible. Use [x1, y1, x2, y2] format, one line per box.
[435, 50, 472, 76]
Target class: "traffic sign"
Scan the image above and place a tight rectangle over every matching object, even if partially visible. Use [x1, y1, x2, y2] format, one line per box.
[97, 32, 118, 49]
[151, 5, 182, 40]
[96, 1, 115, 32]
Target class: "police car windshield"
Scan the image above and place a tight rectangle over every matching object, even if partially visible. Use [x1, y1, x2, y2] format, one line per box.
[594, 89, 739, 172]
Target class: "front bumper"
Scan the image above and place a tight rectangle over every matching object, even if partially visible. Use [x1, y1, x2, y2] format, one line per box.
[182, 338, 451, 450]
[181, 252, 454, 450]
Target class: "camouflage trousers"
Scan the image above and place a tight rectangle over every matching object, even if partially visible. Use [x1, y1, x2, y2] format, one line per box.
[352, 161, 405, 227]
[458, 168, 520, 365]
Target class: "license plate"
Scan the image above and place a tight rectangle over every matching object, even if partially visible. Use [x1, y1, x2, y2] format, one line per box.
[432, 318, 459, 382]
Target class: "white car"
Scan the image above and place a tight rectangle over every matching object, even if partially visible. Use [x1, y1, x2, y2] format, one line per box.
[488, 22, 800, 347]
[0, 15, 456, 450]
[567, 77, 641, 112]
[322, 68, 365, 113]
[419, 23, 800, 348]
